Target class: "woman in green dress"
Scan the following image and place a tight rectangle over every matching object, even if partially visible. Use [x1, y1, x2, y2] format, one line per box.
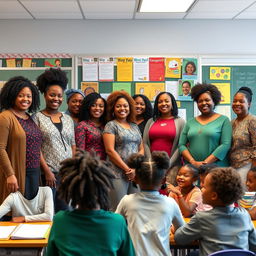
[179, 83, 232, 168]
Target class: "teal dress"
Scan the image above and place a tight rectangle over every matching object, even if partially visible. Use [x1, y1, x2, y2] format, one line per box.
[179, 115, 232, 166]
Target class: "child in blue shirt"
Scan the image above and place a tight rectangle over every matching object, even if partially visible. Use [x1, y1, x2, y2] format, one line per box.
[175, 167, 256, 256]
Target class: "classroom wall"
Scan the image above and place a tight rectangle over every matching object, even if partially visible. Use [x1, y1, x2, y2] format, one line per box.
[0, 19, 256, 55]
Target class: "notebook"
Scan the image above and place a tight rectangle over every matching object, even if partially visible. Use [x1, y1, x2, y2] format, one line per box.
[10, 224, 51, 240]
[0, 225, 17, 240]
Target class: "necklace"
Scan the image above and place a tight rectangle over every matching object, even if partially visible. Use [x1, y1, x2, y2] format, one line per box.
[11, 109, 28, 119]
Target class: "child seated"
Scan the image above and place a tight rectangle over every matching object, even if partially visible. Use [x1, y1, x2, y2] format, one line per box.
[168, 164, 203, 217]
[175, 167, 256, 255]
[246, 167, 256, 220]
[47, 149, 135, 256]
[0, 186, 53, 222]
[116, 151, 184, 256]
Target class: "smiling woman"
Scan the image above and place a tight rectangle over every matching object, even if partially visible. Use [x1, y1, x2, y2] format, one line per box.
[103, 91, 144, 210]
[33, 68, 76, 213]
[0, 76, 41, 211]
[179, 83, 232, 168]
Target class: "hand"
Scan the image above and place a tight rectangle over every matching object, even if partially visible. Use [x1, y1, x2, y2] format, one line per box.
[6, 175, 19, 193]
[167, 184, 182, 196]
[12, 216, 25, 223]
[190, 160, 205, 168]
[125, 168, 135, 181]
[45, 171, 56, 188]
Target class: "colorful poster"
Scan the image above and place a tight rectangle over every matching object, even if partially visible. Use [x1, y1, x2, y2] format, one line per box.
[82, 57, 98, 81]
[212, 83, 231, 104]
[22, 58, 32, 68]
[133, 57, 149, 81]
[165, 81, 179, 100]
[81, 82, 99, 96]
[44, 58, 61, 67]
[182, 58, 198, 80]
[6, 58, 16, 67]
[210, 67, 231, 80]
[117, 57, 133, 81]
[178, 79, 195, 101]
[113, 82, 132, 94]
[135, 83, 165, 101]
[99, 57, 114, 81]
[149, 58, 165, 81]
[165, 58, 182, 78]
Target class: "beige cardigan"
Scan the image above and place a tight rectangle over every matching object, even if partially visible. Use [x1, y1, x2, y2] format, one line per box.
[0, 110, 26, 205]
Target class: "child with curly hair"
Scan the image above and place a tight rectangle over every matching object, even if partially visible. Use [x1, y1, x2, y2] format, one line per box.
[246, 167, 256, 220]
[116, 151, 184, 256]
[175, 167, 256, 255]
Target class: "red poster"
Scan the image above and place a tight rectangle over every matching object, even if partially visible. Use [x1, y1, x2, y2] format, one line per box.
[149, 57, 165, 81]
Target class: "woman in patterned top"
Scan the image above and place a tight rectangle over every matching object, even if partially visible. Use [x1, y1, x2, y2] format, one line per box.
[75, 92, 107, 160]
[103, 91, 144, 210]
[0, 76, 41, 211]
[33, 68, 76, 213]
[230, 87, 256, 186]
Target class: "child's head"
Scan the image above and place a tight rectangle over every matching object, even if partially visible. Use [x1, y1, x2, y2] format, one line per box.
[202, 167, 244, 207]
[246, 167, 256, 192]
[127, 151, 170, 189]
[176, 164, 198, 189]
[198, 163, 218, 188]
[58, 149, 115, 210]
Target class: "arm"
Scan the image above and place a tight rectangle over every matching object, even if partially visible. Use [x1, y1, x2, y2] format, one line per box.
[210, 117, 232, 161]
[143, 118, 153, 158]
[248, 206, 256, 220]
[40, 151, 56, 188]
[25, 188, 54, 222]
[171, 199, 185, 232]
[0, 115, 19, 192]
[0, 194, 13, 219]
[71, 145, 76, 157]
[248, 118, 256, 167]
[174, 214, 201, 244]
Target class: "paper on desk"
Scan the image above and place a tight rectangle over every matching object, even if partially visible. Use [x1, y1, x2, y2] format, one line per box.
[11, 224, 51, 240]
[0, 225, 17, 240]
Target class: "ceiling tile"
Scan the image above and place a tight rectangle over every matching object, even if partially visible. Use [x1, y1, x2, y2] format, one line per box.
[235, 2, 256, 19]
[135, 12, 186, 19]
[0, 1, 32, 19]
[85, 12, 133, 19]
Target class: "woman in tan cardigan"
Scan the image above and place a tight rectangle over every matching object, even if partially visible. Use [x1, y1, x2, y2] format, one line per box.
[0, 77, 41, 212]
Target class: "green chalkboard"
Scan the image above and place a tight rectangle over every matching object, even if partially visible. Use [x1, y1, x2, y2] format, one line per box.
[0, 69, 72, 112]
[77, 65, 194, 121]
[202, 66, 256, 119]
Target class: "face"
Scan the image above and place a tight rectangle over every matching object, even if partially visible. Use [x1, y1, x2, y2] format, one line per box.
[89, 98, 105, 120]
[199, 174, 206, 188]
[176, 166, 196, 188]
[197, 92, 214, 116]
[14, 87, 32, 112]
[44, 85, 63, 111]
[201, 173, 216, 205]
[114, 97, 130, 121]
[68, 93, 84, 115]
[232, 92, 250, 118]
[134, 96, 146, 116]
[246, 171, 256, 192]
[182, 82, 191, 96]
[157, 93, 172, 117]
[186, 63, 195, 75]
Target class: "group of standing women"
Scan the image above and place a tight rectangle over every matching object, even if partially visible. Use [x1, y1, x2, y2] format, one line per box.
[0, 68, 255, 214]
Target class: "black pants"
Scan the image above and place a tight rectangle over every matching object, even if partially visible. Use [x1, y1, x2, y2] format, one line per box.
[24, 167, 41, 200]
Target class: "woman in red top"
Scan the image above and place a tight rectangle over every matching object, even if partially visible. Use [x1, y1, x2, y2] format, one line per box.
[143, 92, 185, 185]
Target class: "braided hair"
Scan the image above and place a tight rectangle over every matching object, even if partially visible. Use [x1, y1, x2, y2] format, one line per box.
[58, 149, 115, 210]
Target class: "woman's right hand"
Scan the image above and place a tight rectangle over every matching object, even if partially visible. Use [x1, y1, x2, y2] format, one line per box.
[125, 168, 135, 181]
[6, 175, 19, 193]
[45, 171, 56, 188]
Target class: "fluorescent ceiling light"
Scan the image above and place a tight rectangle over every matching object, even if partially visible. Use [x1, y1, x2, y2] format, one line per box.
[139, 0, 195, 13]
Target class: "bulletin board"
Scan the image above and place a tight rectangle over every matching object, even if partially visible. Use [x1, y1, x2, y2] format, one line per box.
[202, 65, 256, 119]
[75, 56, 197, 121]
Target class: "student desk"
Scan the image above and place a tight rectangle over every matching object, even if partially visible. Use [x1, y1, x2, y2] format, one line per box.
[0, 221, 52, 256]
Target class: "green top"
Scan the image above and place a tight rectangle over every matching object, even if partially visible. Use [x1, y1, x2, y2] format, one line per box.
[47, 209, 135, 256]
[178, 115, 232, 166]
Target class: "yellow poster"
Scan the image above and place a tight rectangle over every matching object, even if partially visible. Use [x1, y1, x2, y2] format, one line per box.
[81, 82, 99, 96]
[117, 57, 133, 81]
[210, 67, 231, 80]
[212, 83, 230, 104]
[6, 58, 16, 67]
[165, 58, 182, 78]
[135, 83, 165, 101]
[22, 58, 32, 68]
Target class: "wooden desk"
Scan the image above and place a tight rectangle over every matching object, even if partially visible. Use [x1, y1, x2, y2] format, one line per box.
[0, 222, 52, 256]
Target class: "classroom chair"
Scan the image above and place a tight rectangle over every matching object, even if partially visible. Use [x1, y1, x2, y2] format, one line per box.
[208, 249, 255, 256]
